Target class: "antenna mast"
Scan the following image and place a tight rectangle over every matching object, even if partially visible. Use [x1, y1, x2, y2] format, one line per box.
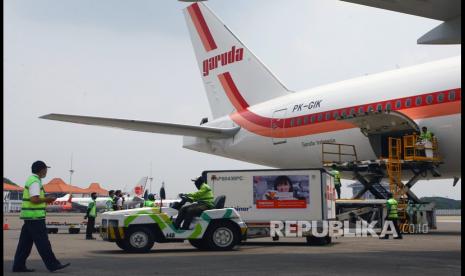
[148, 162, 153, 194]
[69, 154, 74, 185]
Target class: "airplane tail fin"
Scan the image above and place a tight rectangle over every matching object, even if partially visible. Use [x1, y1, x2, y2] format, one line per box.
[183, 3, 290, 119]
[124, 177, 148, 198]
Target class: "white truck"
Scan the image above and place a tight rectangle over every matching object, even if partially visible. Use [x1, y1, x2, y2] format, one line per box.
[203, 168, 336, 245]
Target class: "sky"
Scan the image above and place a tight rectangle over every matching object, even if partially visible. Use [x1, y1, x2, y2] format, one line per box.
[4, 0, 461, 199]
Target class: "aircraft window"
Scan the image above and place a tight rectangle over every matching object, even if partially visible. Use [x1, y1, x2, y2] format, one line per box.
[448, 90, 456, 101]
[437, 93, 444, 103]
[426, 95, 433, 104]
[395, 100, 401, 109]
[317, 114, 322, 122]
[415, 97, 422, 106]
[405, 98, 411, 107]
[325, 112, 331, 120]
[297, 118, 302, 126]
[304, 116, 308, 125]
[333, 111, 339, 119]
[358, 106, 364, 114]
[367, 105, 374, 112]
[385, 103, 392, 111]
[376, 104, 382, 112]
[290, 119, 294, 127]
[311, 116, 315, 123]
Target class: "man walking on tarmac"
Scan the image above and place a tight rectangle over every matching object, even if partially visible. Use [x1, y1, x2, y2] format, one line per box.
[84, 192, 98, 240]
[329, 165, 342, 199]
[173, 176, 214, 230]
[381, 192, 403, 239]
[12, 161, 70, 273]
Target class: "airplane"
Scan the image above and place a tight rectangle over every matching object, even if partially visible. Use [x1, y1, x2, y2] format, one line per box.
[40, 2, 461, 183]
[340, 0, 461, 45]
[46, 177, 149, 212]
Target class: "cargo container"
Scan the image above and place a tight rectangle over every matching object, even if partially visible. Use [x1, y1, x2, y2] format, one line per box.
[203, 168, 336, 245]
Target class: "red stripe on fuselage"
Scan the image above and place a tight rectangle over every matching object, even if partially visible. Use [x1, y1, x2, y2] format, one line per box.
[188, 3, 217, 52]
[217, 72, 461, 138]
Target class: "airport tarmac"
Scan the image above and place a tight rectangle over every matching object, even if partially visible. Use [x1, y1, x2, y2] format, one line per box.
[3, 217, 461, 276]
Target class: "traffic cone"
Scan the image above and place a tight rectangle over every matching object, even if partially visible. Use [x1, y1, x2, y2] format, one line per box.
[3, 219, 10, 230]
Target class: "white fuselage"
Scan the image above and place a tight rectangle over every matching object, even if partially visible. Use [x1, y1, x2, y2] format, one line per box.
[184, 57, 461, 178]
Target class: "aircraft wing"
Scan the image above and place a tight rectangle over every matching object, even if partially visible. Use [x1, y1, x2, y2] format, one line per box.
[341, 0, 461, 44]
[40, 114, 240, 139]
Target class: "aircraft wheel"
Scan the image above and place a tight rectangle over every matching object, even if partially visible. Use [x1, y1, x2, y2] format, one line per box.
[125, 226, 154, 253]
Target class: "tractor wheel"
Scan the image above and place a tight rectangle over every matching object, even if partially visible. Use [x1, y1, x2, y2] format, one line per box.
[188, 239, 208, 250]
[204, 221, 240, 251]
[115, 240, 129, 251]
[306, 235, 331, 246]
[125, 226, 155, 253]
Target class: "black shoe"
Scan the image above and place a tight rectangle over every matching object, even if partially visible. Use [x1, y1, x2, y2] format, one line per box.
[49, 263, 70, 272]
[86, 237, 96, 240]
[12, 268, 35, 272]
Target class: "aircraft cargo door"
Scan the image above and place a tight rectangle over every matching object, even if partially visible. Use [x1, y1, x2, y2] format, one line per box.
[272, 109, 287, 145]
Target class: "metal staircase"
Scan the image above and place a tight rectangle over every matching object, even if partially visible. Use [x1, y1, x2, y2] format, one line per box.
[387, 137, 407, 221]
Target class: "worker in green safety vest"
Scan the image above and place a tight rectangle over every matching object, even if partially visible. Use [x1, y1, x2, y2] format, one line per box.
[105, 190, 115, 212]
[84, 192, 98, 240]
[329, 165, 342, 199]
[144, 194, 156, 207]
[417, 126, 435, 158]
[381, 192, 403, 239]
[419, 126, 434, 142]
[173, 176, 214, 230]
[13, 161, 70, 273]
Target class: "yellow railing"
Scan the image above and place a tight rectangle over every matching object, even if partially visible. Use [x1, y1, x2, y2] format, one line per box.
[387, 137, 407, 221]
[403, 134, 440, 161]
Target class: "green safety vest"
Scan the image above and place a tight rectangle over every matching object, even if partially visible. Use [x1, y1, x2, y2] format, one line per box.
[419, 131, 433, 142]
[105, 197, 113, 211]
[20, 175, 47, 220]
[88, 200, 97, 218]
[144, 200, 155, 207]
[331, 170, 341, 186]
[187, 183, 215, 208]
[386, 198, 398, 219]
